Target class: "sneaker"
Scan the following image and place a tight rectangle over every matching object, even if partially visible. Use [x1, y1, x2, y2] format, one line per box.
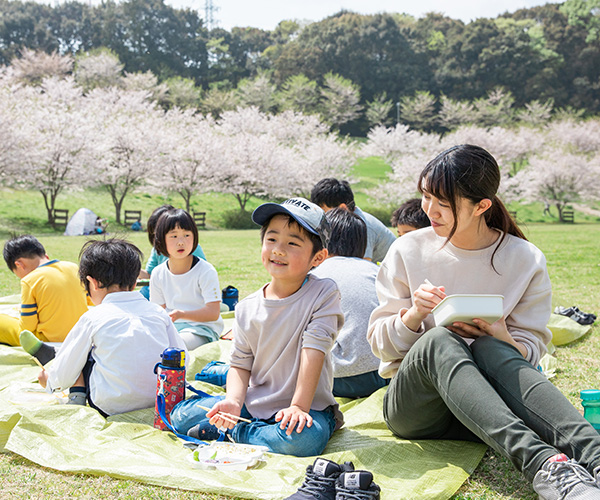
[336, 471, 381, 500]
[554, 307, 596, 326]
[285, 458, 355, 500]
[195, 361, 229, 387]
[533, 454, 600, 499]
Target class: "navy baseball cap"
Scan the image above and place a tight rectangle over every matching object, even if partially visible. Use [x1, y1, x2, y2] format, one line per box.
[252, 197, 331, 247]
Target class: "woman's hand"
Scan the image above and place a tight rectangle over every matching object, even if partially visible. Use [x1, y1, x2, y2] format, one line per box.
[401, 281, 446, 331]
[275, 405, 313, 436]
[448, 317, 508, 340]
[448, 317, 527, 357]
[206, 399, 243, 431]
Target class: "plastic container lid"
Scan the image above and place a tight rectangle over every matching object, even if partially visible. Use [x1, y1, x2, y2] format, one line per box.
[580, 389, 600, 401]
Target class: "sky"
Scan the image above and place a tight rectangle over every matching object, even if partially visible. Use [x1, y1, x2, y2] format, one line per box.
[166, 0, 558, 30]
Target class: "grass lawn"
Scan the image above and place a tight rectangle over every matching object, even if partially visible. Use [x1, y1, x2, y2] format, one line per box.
[0, 223, 599, 499]
[1, 157, 599, 498]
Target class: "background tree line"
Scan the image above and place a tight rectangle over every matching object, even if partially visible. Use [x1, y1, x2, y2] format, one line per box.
[1, 0, 599, 135]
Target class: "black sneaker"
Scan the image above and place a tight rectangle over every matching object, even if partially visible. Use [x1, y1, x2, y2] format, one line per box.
[555, 306, 596, 325]
[285, 458, 355, 500]
[336, 471, 381, 499]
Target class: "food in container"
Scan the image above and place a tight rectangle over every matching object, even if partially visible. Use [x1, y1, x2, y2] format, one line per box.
[187, 442, 269, 471]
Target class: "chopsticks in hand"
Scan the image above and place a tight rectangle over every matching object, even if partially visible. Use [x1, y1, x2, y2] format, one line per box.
[198, 405, 251, 425]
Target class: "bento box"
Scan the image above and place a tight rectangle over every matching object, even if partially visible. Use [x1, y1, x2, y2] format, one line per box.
[431, 294, 504, 327]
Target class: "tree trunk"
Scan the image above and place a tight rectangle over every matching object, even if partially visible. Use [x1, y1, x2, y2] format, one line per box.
[234, 193, 251, 212]
[178, 188, 192, 213]
[40, 188, 61, 228]
[555, 202, 564, 223]
[106, 185, 129, 224]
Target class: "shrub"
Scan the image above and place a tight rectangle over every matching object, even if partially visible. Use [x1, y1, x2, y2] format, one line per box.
[221, 209, 256, 229]
[365, 206, 395, 227]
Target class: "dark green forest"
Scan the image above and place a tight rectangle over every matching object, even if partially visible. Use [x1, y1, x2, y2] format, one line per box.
[1, 0, 599, 132]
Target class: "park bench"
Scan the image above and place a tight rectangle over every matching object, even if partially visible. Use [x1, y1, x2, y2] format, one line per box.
[562, 209, 574, 223]
[193, 210, 206, 229]
[124, 210, 142, 226]
[52, 209, 69, 230]
[508, 210, 517, 221]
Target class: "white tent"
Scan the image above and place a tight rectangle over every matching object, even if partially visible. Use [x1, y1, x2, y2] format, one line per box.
[64, 208, 98, 236]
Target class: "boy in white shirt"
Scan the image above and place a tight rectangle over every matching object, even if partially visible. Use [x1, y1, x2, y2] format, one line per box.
[170, 198, 344, 457]
[37, 239, 186, 417]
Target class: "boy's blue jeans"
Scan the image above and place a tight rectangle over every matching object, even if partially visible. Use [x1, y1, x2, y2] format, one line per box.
[170, 395, 336, 457]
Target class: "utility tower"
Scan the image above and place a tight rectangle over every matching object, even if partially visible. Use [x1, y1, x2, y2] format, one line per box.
[204, 0, 220, 31]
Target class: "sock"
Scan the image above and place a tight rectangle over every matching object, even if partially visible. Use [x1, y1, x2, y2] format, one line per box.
[19, 330, 56, 365]
[547, 453, 568, 463]
[67, 387, 87, 406]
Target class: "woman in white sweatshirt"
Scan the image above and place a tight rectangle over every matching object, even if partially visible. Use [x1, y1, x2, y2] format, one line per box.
[368, 144, 600, 500]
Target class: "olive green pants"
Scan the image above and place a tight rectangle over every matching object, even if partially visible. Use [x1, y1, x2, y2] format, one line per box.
[384, 327, 600, 481]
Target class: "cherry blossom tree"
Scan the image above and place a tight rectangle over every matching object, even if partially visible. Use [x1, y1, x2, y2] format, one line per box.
[11, 49, 73, 86]
[87, 88, 166, 223]
[74, 48, 124, 92]
[10, 77, 95, 227]
[0, 74, 20, 179]
[547, 118, 600, 154]
[122, 71, 168, 103]
[510, 151, 600, 222]
[160, 109, 221, 212]
[212, 107, 355, 210]
[361, 124, 441, 205]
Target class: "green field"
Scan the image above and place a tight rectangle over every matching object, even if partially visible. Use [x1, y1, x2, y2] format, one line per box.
[1, 159, 599, 499]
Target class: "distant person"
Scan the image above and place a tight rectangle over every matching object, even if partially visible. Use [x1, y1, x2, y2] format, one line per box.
[150, 208, 223, 350]
[543, 201, 552, 217]
[311, 178, 395, 263]
[0, 235, 90, 348]
[170, 197, 344, 457]
[391, 198, 431, 237]
[34, 239, 186, 416]
[138, 204, 207, 300]
[94, 217, 108, 234]
[311, 208, 388, 398]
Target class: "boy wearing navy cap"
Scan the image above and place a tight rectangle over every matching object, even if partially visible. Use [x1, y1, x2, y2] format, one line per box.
[170, 198, 344, 456]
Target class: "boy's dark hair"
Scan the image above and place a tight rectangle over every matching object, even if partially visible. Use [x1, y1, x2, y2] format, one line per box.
[3, 235, 46, 271]
[391, 198, 430, 230]
[153, 208, 199, 257]
[259, 214, 324, 256]
[310, 178, 356, 211]
[147, 204, 175, 246]
[325, 208, 367, 258]
[78, 239, 142, 294]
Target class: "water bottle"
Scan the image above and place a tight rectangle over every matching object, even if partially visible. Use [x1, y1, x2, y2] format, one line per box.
[222, 285, 239, 311]
[154, 347, 186, 430]
[580, 389, 600, 433]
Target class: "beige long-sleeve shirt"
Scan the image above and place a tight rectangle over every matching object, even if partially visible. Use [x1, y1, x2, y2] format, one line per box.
[230, 274, 345, 426]
[368, 227, 552, 379]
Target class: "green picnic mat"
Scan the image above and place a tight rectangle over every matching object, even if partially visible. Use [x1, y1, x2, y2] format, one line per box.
[0, 340, 486, 499]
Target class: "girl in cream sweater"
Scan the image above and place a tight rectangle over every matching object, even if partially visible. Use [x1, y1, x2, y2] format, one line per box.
[368, 144, 600, 500]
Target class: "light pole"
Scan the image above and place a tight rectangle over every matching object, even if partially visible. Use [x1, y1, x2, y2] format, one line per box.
[396, 101, 400, 126]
